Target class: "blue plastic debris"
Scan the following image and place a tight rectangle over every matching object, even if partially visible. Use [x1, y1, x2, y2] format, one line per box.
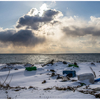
[63, 70, 76, 77]
[94, 78, 100, 82]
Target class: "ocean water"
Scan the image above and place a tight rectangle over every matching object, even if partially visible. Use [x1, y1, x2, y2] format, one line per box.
[0, 53, 100, 64]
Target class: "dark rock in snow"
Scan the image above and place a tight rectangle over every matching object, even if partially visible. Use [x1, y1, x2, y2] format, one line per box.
[56, 74, 62, 79]
[14, 68, 18, 70]
[63, 61, 67, 64]
[95, 93, 100, 98]
[51, 72, 55, 77]
[74, 62, 77, 66]
[42, 80, 46, 84]
[91, 63, 95, 65]
[50, 69, 55, 72]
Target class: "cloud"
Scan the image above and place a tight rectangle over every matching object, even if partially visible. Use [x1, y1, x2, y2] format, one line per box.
[62, 26, 99, 37]
[1, 4, 100, 53]
[61, 16, 100, 37]
[16, 8, 61, 30]
[0, 29, 45, 47]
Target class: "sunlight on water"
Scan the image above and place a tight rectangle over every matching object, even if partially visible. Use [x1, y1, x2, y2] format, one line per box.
[0, 54, 100, 64]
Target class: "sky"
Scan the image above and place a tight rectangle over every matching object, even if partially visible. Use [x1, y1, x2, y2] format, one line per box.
[0, 1, 100, 54]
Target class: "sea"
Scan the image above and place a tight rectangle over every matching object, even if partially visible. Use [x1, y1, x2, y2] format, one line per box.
[0, 53, 100, 64]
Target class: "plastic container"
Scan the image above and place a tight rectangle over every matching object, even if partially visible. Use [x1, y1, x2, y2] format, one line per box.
[63, 70, 76, 77]
[25, 66, 37, 71]
[78, 73, 94, 84]
[94, 78, 100, 82]
[68, 64, 79, 68]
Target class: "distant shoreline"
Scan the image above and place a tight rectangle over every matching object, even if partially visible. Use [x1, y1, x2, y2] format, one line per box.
[0, 53, 100, 55]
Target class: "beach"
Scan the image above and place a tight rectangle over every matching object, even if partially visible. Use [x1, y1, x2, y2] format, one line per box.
[0, 60, 100, 99]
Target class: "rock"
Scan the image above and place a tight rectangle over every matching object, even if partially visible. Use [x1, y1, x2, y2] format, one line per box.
[55, 87, 67, 90]
[28, 86, 34, 89]
[95, 93, 100, 98]
[63, 61, 67, 64]
[14, 68, 18, 70]
[44, 87, 53, 90]
[61, 76, 70, 82]
[14, 88, 21, 91]
[74, 62, 77, 66]
[91, 63, 95, 65]
[92, 87, 100, 91]
[71, 79, 77, 82]
[5, 91, 8, 93]
[56, 74, 62, 79]
[51, 73, 55, 77]
[28, 86, 36, 89]
[42, 80, 46, 84]
[50, 69, 55, 72]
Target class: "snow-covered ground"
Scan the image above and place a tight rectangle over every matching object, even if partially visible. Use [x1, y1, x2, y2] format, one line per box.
[0, 61, 100, 99]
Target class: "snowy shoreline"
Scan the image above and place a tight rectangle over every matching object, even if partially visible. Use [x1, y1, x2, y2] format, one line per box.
[0, 61, 100, 99]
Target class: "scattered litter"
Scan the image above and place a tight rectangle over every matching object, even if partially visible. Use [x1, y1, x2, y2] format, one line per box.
[78, 82, 86, 86]
[68, 64, 79, 68]
[42, 59, 54, 67]
[25, 66, 37, 71]
[77, 73, 94, 84]
[61, 76, 70, 82]
[63, 70, 76, 77]
[94, 78, 100, 82]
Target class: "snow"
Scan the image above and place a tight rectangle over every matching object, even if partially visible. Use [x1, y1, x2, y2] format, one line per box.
[0, 61, 100, 99]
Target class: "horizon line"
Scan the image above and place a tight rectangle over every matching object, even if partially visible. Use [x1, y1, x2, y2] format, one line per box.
[0, 53, 100, 55]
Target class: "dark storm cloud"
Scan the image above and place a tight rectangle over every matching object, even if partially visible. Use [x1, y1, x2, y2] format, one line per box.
[62, 26, 100, 37]
[0, 30, 45, 46]
[16, 9, 60, 30]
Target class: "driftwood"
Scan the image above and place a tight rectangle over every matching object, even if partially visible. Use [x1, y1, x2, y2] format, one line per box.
[90, 67, 96, 78]
[42, 59, 54, 67]
[2, 68, 10, 86]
